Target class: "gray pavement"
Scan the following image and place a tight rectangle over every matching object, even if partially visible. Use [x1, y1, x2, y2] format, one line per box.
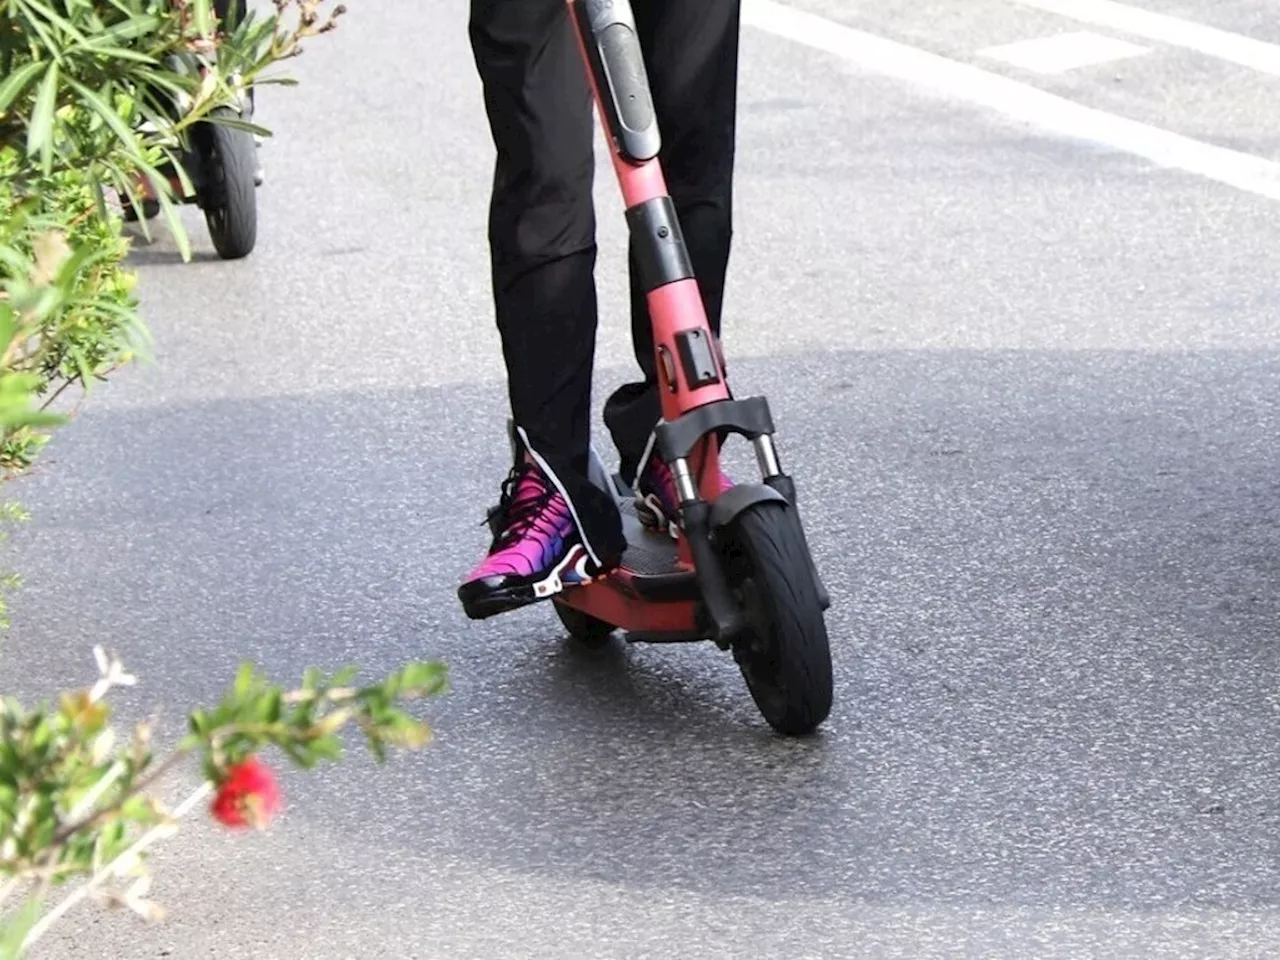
[6, 0, 1280, 957]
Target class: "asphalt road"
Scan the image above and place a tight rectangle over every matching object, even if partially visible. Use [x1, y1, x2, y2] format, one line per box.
[6, 1, 1280, 957]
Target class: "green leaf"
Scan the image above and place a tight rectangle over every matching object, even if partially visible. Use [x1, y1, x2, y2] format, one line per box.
[0, 307, 17, 355]
[98, 157, 154, 243]
[26, 63, 61, 172]
[0, 61, 45, 114]
[189, 708, 211, 735]
[18, 0, 91, 44]
[155, 145, 194, 199]
[132, 68, 190, 103]
[67, 347, 92, 389]
[154, 191, 191, 263]
[94, 819, 128, 862]
[280, 741, 313, 769]
[63, 78, 146, 165]
[0, 409, 66, 429]
[70, 42, 156, 65]
[91, 11, 162, 44]
[249, 76, 300, 89]
[308, 735, 343, 762]
[261, 688, 282, 723]
[14, 0, 61, 66]
[190, 0, 214, 38]
[8, 284, 63, 325]
[203, 113, 270, 138]
[379, 713, 431, 750]
[52, 240, 100, 287]
[232, 662, 256, 700]
[0, 895, 43, 960]
[398, 662, 448, 695]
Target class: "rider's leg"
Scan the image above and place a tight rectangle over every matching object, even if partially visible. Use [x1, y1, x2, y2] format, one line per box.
[459, 0, 626, 620]
[603, 0, 742, 522]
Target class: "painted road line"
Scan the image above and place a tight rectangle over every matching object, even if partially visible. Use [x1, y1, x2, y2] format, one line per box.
[741, 0, 1280, 203]
[978, 31, 1150, 75]
[1011, 0, 1280, 77]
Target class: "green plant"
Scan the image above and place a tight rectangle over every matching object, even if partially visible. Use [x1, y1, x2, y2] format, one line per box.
[0, 502, 28, 629]
[0, 165, 145, 472]
[0, 4, 453, 957]
[0, 0, 347, 475]
[0, 648, 448, 956]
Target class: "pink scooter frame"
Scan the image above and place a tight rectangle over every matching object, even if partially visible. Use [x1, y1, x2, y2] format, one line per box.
[557, 0, 829, 646]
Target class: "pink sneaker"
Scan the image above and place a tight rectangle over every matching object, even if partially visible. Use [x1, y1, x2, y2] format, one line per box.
[458, 462, 594, 620]
[635, 455, 733, 538]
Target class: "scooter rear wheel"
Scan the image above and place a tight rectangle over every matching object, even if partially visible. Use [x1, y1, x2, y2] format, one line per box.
[554, 601, 614, 648]
[121, 197, 160, 223]
[721, 500, 833, 736]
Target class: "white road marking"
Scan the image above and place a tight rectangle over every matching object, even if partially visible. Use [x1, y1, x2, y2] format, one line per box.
[1010, 0, 1280, 77]
[741, 0, 1280, 202]
[978, 30, 1150, 75]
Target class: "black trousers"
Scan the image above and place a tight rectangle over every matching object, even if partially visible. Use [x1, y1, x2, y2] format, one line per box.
[469, 0, 741, 485]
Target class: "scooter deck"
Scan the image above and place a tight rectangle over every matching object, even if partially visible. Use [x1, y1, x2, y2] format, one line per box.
[557, 459, 705, 639]
[617, 500, 680, 576]
[607, 497, 701, 606]
[565, 498, 704, 640]
[576, 454, 701, 603]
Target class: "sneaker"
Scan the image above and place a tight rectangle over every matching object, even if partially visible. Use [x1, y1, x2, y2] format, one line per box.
[457, 461, 595, 620]
[635, 455, 733, 538]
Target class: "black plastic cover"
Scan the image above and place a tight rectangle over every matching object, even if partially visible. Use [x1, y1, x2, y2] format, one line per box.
[626, 197, 694, 292]
[655, 397, 776, 462]
[574, 0, 662, 162]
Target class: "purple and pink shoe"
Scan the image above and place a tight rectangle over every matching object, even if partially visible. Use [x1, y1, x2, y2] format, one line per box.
[458, 462, 595, 620]
[634, 455, 733, 539]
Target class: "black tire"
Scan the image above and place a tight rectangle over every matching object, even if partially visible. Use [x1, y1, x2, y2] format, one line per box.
[554, 601, 615, 648]
[201, 112, 257, 260]
[722, 501, 833, 736]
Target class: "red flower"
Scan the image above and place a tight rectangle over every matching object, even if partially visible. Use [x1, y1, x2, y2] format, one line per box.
[210, 756, 282, 830]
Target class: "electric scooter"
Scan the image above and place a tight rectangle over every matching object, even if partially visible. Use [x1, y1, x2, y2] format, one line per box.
[123, 56, 260, 261]
[531, 0, 836, 737]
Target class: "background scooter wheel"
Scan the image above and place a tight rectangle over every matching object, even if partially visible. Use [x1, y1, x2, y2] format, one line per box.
[721, 500, 833, 736]
[554, 601, 614, 649]
[121, 198, 161, 223]
[200, 109, 258, 260]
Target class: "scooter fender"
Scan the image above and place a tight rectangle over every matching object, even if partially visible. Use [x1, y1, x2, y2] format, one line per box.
[709, 482, 832, 613]
[708, 482, 789, 531]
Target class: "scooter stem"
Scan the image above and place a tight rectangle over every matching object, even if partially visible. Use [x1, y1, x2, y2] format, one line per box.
[566, 0, 734, 436]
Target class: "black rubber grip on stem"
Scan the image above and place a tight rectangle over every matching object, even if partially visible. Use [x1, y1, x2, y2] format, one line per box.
[626, 197, 694, 292]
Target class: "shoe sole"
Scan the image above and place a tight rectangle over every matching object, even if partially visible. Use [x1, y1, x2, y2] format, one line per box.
[458, 544, 594, 621]
[460, 587, 545, 621]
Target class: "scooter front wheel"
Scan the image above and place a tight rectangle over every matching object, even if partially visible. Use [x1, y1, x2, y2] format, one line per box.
[721, 500, 833, 736]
